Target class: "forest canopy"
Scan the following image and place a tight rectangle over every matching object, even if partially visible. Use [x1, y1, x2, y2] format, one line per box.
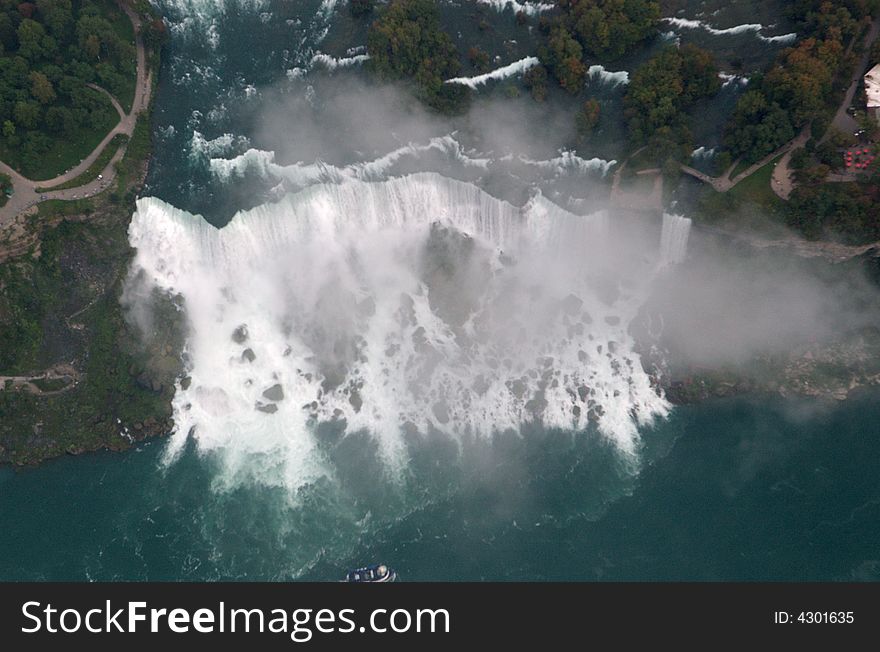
[366, 0, 469, 113]
[0, 0, 136, 176]
[623, 44, 720, 155]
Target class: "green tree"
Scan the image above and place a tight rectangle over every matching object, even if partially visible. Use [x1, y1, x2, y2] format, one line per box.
[2, 119, 14, 138]
[539, 26, 584, 93]
[624, 46, 719, 152]
[13, 99, 40, 129]
[575, 98, 600, 136]
[367, 0, 467, 112]
[467, 46, 491, 73]
[30, 70, 55, 104]
[36, 0, 74, 40]
[724, 90, 795, 163]
[16, 19, 47, 61]
[559, 0, 660, 60]
[524, 64, 548, 101]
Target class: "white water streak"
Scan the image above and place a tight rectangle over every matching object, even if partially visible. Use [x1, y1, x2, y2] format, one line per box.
[445, 57, 540, 89]
[663, 17, 796, 43]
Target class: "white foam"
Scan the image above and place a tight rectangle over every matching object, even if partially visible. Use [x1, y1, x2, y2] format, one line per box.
[587, 65, 629, 86]
[691, 146, 716, 160]
[210, 135, 491, 185]
[719, 72, 749, 88]
[189, 131, 251, 164]
[128, 174, 685, 489]
[157, 0, 267, 49]
[310, 52, 371, 70]
[475, 0, 553, 16]
[517, 151, 618, 178]
[663, 17, 796, 43]
[445, 57, 540, 89]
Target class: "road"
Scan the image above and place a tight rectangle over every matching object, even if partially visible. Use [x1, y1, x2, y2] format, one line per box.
[820, 17, 880, 146]
[0, 1, 151, 229]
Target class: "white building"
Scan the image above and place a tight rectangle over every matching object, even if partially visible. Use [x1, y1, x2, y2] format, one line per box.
[867, 63, 880, 124]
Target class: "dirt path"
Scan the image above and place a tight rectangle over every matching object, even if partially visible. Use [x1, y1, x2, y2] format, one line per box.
[770, 127, 812, 200]
[0, 1, 151, 230]
[0, 364, 80, 396]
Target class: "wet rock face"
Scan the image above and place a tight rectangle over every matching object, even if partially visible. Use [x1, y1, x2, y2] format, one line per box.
[420, 223, 487, 329]
[562, 293, 583, 316]
[262, 384, 284, 402]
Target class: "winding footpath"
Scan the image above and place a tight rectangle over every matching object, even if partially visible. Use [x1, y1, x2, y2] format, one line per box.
[0, 2, 151, 230]
[681, 126, 810, 194]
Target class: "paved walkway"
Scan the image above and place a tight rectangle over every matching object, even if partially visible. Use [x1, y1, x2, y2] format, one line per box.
[681, 127, 808, 194]
[0, 1, 151, 229]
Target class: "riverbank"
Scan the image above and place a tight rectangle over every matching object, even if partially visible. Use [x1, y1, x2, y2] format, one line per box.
[0, 7, 178, 467]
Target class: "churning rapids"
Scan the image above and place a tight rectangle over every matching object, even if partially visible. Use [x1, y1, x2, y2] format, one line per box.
[128, 173, 691, 487]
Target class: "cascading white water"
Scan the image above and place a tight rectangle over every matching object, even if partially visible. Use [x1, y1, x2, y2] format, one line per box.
[660, 213, 692, 266]
[128, 173, 687, 489]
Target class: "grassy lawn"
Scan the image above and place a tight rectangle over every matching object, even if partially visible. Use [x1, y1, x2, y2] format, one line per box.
[0, 89, 119, 181]
[32, 377, 72, 393]
[729, 158, 751, 178]
[728, 154, 786, 212]
[689, 155, 787, 226]
[37, 134, 129, 192]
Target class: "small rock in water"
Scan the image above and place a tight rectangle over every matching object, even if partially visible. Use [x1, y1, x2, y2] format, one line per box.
[349, 388, 363, 412]
[232, 324, 249, 344]
[262, 383, 284, 401]
[256, 403, 278, 414]
[241, 348, 256, 363]
[432, 401, 450, 424]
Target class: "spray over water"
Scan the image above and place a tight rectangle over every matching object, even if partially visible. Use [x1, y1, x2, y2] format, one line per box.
[128, 174, 690, 490]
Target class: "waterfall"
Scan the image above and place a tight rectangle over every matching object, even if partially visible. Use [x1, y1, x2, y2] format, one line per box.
[660, 213, 692, 266]
[127, 173, 674, 488]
